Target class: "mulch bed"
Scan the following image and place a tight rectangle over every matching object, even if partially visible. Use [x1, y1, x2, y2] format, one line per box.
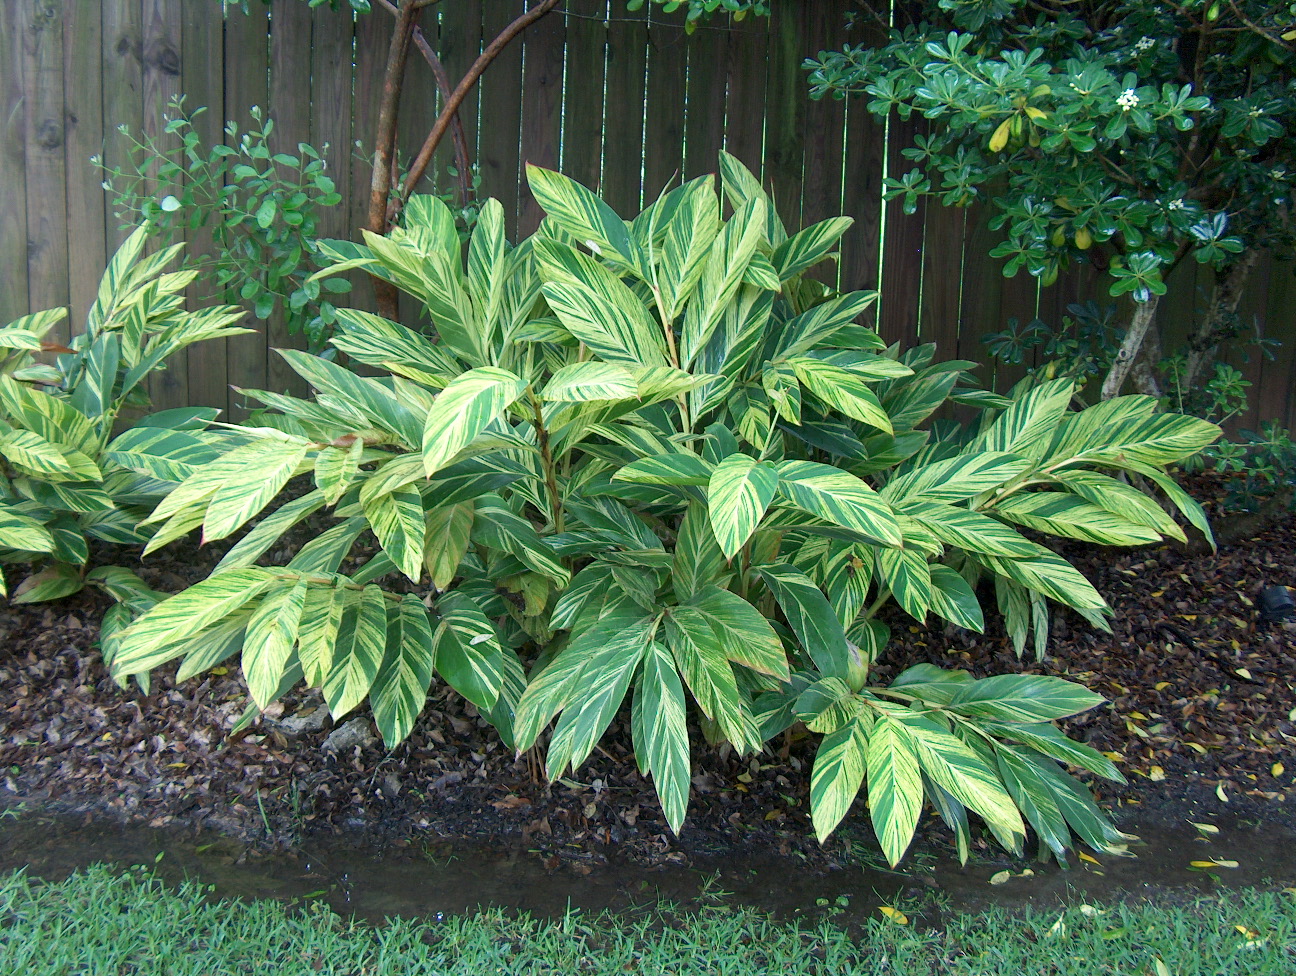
[1, 486, 1293, 869]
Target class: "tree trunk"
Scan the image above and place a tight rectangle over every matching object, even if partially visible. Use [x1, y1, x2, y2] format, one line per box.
[1101, 295, 1162, 400]
[367, 0, 421, 321]
[1181, 250, 1260, 392]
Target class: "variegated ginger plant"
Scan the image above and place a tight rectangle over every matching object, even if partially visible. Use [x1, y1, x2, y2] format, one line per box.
[108, 157, 1218, 865]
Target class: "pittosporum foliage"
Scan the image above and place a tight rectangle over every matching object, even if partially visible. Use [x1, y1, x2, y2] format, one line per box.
[108, 157, 1219, 865]
[806, 0, 1296, 399]
[0, 228, 251, 613]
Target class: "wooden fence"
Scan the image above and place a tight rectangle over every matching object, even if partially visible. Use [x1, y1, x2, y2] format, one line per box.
[2, 0, 1294, 428]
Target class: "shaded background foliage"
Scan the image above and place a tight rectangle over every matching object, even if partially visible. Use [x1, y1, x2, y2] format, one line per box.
[2, 0, 1294, 428]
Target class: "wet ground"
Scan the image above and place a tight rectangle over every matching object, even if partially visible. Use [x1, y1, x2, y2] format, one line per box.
[0, 480, 1292, 872]
[2, 810, 1293, 926]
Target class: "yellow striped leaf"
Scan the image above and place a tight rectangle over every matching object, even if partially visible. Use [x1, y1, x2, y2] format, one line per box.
[420, 366, 526, 477]
[707, 454, 777, 558]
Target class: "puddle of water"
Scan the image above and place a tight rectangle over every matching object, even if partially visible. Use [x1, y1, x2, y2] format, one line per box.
[0, 813, 1292, 925]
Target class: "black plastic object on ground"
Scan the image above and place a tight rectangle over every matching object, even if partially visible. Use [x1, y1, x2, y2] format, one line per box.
[1258, 585, 1296, 623]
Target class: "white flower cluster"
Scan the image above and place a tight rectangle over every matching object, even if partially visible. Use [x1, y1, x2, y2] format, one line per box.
[1116, 89, 1140, 111]
[1167, 199, 1185, 211]
[1134, 36, 1155, 53]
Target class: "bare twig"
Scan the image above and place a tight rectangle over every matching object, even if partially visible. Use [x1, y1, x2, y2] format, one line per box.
[396, 0, 561, 217]
[411, 26, 474, 207]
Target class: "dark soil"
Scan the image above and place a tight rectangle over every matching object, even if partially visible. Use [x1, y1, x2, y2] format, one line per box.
[1, 481, 1293, 871]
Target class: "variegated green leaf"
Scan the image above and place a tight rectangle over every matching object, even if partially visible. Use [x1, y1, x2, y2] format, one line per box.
[776, 460, 903, 547]
[322, 584, 388, 719]
[876, 547, 931, 621]
[365, 483, 427, 582]
[893, 710, 1025, 851]
[112, 568, 277, 677]
[928, 564, 984, 632]
[682, 585, 789, 680]
[882, 453, 1030, 505]
[470, 495, 570, 585]
[979, 550, 1107, 611]
[313, 438, 366, 505]
[0, 508, 55, 553]
[371, 594, 437, 747]
[680, 197, 769, 366]
[810, 714, 869, 842]
[707, 454, 777, 559]
[900, 500, 1036, 557]
[789, 358, 892, 433]
[423, 502, 474, 591]
[526, 164, 640, 271]
[946, 675, 1105, 723]
[431, 590, 505, 711]
[421, 366, 526, 477]
[994, 492, 1162, 546]
[754, 563, 849, 679]
[0, 430, 100, 483]
[105, 427, 221, 484]
[243, 578, 309, 708]
[632, 642, 691, 834]
[770, 216, 853, 281]
[298, 584, 346, 687]
[968, 379, 1073, 458]
[203, 439, 311, 542]
[665, 608, 761, 754]
[541, 363, 639, 402]
[613, 453, 713, 486]
[866, 716, 924, 863]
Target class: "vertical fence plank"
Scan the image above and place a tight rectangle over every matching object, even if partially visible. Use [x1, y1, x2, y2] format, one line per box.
[400, 4, 441, 193]
[433, 0, 481, 194]
[798, 2, 847, 233]
[682, 18, 727, 181]
[142, 0, 185, 409]
[877, 118, 925, 347]
[0, 3, 30, 326]
[643, 10, 687, 202]
[347, 6, 386, 320]
[309, 6, 354, 245]
[1258, 259, 1296, 430]
[224, 2, 270, 416]
[102, 0, 145, 256]
[1231, 260, 1272, 432]
[22, 0, 70, 337]
[477, 0, 526, 229]
[266, 0, 314, 395]
[761, 2, 807, 228]
[919, 206, 965, 358]
[182, 0, 229, 415]
[600, 5, 648, 216]
[517, 8, 565, 235]
[957, 206, 1004, 390]
[722, 15, 768, 182]
[63, 1, 107, 330]
[560, 0, 606, 194]
[837, 14, 887, 302]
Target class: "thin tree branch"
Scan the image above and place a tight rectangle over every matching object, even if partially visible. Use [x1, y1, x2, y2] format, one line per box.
[395, 0, 561, 217]
[411, 25, 474, 207]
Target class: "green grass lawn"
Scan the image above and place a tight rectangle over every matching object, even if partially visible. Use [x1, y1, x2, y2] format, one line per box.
[0, 864, 1293, 975]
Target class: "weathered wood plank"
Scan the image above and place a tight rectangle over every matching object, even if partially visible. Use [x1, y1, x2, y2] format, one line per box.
[600, 5, 648, 217]
[798, 1, 848, 241]
[266, 0, 314, 396]
[559, 0, 607, 194]
[722, 14, 768, 183]
[919, 205, 965, 359]
[877, 117, 925, 347]
[681, 15, 727, 182]
[22, 0, 71, 338]
[0, 2, 31, 326]
[1258, 258, 1296, 431]
[63, 0, 108, 330]
[347, 6, 386, 315]
[102, 0, 145, 256]
[477, 0, 526, 229]
[142, 0, 186, 409]
[517, 7, 565, 235]
[955, 205, 1004, 390]
[432, 0, 482, 192]
[643, 8, 687, 202]
[224, 2, 270, 414]
[761, 1, 807, 229]
[181, 0, 229, 414]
